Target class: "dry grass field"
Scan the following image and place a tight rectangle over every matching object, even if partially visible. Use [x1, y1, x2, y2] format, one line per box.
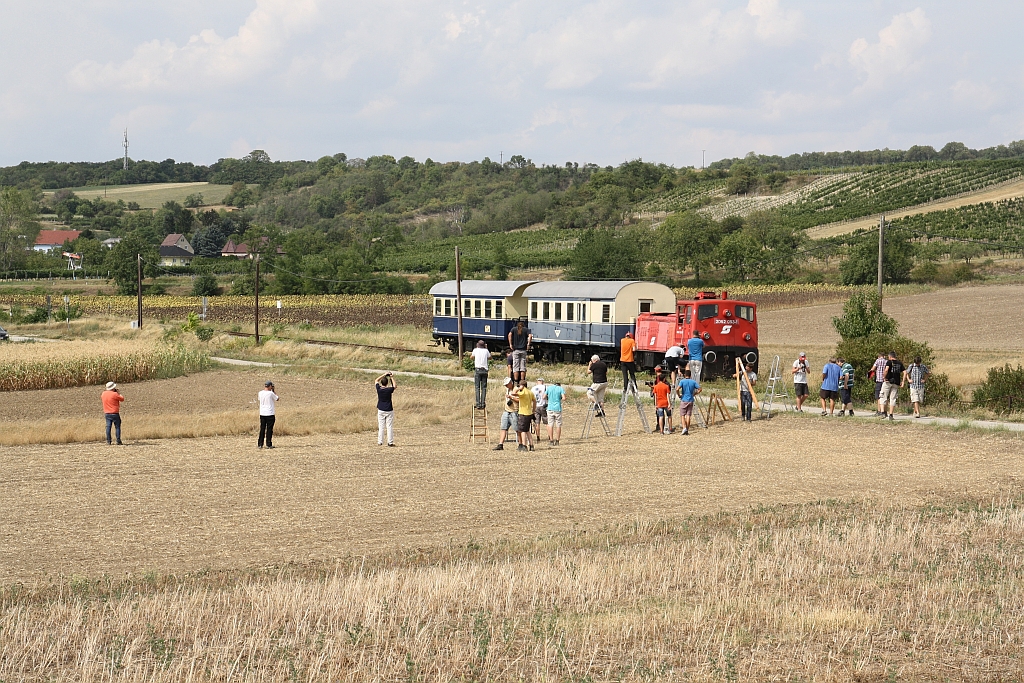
[46, 182, 235, 209]
[758, 283, 1024, 387]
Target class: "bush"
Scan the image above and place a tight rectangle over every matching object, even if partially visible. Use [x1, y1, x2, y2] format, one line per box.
[194, 326, 215, 342]
[971, 365, 1024, 413]
[192, 272, 220, 296]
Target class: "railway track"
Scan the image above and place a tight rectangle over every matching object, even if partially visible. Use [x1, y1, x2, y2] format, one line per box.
[223, 331, 453, 357]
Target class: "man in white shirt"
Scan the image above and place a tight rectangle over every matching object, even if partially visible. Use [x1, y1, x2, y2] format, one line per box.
[665, 344, 685, 384]
[531, 378, 548, 442]
[791, 353, 809, 412]
[257, 380, 280, 449]
[471, 340, 491, 409]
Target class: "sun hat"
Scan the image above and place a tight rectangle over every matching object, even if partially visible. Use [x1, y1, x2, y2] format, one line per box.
[535, 377, 545, 382]
[105, 381, 117, 390]
[503, 377, 514, 386]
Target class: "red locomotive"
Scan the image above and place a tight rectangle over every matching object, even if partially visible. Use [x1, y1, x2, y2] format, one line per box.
[634, 291, 759, 379]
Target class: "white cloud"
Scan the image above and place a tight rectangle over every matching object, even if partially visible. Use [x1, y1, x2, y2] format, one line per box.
[746, 0, 803, 44]
[69, 0, 320, 91]
[849, 8, 931, 89]
[950, 80, 1001, 111]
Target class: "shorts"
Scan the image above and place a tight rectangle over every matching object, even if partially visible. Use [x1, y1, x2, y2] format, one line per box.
[678, 401, 694, 417]
[880, 382, 899, 407]
[656, 407, 672, 418]
[534, 407, 547, 423]
[516, 414, 534, 433]
[665, 357, 682, 373]
[511, 349, 528, 372]
[840, 388, 852, 405]
[547, 410, 562, 427]
[500, 411, 517, 431]
[819, 388, 839, 401]
[910, 386, 925, 404]
[794, 382, 809, 397]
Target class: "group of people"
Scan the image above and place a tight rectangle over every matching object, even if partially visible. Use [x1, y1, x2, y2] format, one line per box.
[793, 351, 929, 420]
[493, 376, 565, 451]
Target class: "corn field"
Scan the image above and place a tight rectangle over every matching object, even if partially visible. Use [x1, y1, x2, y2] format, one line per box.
[0, 294, 433, 328]
[0, 344, 210, 391]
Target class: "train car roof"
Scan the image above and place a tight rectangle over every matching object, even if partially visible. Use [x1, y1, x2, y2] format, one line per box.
[522, 280, 662, 299]
[429, 280, 537, 297]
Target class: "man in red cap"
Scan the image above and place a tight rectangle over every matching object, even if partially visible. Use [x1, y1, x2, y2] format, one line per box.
[620, 332, 638, 393]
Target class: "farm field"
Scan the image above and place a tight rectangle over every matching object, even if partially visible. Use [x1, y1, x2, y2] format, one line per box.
[42, 181, 234, 208]
[806, 176, 1024, 237]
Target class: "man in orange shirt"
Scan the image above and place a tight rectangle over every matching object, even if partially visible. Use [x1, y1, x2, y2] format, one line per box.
[101, 381, 125, 445]
[619, 332, 638, 393]
[650, 375, 673, 434]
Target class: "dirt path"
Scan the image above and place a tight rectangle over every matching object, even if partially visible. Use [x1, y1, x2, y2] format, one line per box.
[806, 177, 1024, 238]
[2, 417, 1020, 582]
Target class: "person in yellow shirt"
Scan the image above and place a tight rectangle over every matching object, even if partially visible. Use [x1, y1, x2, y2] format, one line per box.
[515, 381, 536, 452]
[620, 332, 638, 392]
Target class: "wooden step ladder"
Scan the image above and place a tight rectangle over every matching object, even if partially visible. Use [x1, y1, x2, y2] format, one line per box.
[470, 406, 489, 444]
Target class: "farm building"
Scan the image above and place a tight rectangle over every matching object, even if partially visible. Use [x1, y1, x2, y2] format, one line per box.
[33, 230, 81, 252]
[159, 234, 195, 267]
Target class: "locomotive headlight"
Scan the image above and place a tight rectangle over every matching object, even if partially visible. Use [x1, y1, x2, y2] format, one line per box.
[702, 332, 710, 340]
[744, 333, 751, 341]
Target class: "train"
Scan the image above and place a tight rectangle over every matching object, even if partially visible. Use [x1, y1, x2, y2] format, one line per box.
[429, 280, 758, 378]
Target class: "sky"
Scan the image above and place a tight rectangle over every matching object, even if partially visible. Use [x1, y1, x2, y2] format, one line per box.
[1, 0, 1022, 168]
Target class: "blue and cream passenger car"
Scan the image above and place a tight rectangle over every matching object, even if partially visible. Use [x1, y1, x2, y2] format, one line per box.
[429, 280, 535, 351]
[430, 279, 675, 363]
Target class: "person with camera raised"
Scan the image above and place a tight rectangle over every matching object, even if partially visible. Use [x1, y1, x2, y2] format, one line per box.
[375, 371, 397, 447]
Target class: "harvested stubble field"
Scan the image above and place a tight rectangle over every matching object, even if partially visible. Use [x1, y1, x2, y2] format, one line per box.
[2, 397, 1024, 679]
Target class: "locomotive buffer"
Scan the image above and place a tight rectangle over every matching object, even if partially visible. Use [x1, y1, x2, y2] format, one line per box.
[616, 378, 651, 436]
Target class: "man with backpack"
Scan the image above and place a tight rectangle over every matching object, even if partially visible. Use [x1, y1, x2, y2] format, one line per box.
[838, 357, 855, 416]
[878, 351, 905, 422]
[904, 356, 930, 418]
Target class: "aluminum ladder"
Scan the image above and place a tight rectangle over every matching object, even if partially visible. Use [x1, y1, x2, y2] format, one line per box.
[615, 379, 651, 436]
[760, 355, 792, 419]
[470, 406, 488, 444]
[581, 402, 612, 438]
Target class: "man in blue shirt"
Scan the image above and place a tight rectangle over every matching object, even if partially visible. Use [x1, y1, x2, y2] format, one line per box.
[676, 368, 702, 435]
[544, 382, 565, 446]
[819, 357, 841, 416]
[686, 331, 705, 383]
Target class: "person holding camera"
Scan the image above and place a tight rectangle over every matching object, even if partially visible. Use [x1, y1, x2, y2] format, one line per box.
[792, 352, 809, 412]
[257, 380, 279, 449]
[493, 377, 518, 450]
[375, 372, 397, 447]
[101, 381, 125, 445]
[650, 374, 672, 434]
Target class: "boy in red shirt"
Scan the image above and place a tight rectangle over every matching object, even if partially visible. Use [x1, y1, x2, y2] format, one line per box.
[650, 375, 672, 434]
[101, 381, 125, 445]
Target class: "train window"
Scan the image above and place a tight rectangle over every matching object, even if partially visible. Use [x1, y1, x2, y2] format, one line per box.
[566, 303, 574, 321]
[686, 306, 692, 324]
[542, 302, 550, 320]
[444, 299, 452, 316]
[474, 300, 482, 317]
[602, 304, 611, 323]
[531, 301, 538, 319]
[639, 300, 652, 313]
[435, 299, 441, 315]
[554, 302, 562, 321]
[697, 304, 718, 321]
[737, 305, 754, 322]
[579, 304, 586, 321]
[495, 301, 503, 318]
[464, 299, 471, 317]
[485, 300, 492, 318]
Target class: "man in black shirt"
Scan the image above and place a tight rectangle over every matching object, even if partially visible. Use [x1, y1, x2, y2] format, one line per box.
[507, 320, 532, 383]
[878, 351, 905, 422]
[586, 354, 608, 416]
[375, 372, 396, 446]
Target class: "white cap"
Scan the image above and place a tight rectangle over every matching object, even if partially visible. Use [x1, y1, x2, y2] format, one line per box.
[503, 377, 514, 386]
[105, 381, 117, 390]
[535, 377, 545, 382]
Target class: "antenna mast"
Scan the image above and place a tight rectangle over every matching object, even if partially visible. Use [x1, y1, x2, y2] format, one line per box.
[123, 129, 129, 170]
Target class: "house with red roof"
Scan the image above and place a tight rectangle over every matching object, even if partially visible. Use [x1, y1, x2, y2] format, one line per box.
[159, 233, 195, 266]
[33, 230, 81, 252]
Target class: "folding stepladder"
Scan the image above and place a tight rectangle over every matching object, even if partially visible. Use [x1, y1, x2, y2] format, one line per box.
[759, 355, 792, 419]
[581, 401, 613, 438]
[470, 406, 488, 444]
[615, 379, 651, 436]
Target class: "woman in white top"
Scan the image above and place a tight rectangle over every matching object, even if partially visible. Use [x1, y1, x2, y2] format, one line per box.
[257, 380, 280, 449]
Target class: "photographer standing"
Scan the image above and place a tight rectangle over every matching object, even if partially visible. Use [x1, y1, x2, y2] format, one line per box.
[376, 372, 397, 447]
[587, 355, 609, 417]
[792, 353, 809, 412]
[258, 380, 279, 449]
[101, 381, 125, 445]
[507, 320, 532, 384]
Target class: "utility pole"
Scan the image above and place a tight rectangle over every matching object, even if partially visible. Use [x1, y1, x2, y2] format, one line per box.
[254, 254, 261, 345]
[455, 246, 464, 359]
[136, 254, 142, 328]
[702, 150, 706, 170]
[877, 215, 885, 306]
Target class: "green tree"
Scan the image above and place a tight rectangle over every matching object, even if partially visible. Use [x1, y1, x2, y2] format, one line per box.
[725, 163, 758, 195]
[0, 187, 40, 271]
[840, 232, 914, 285]
[107, 233, 159, 295]
[743, 211, 802, 281]
[658, 211, 720, 284]
[491, 239, 509, 280]
[831, 291, 898, 341]
[192, 271, 219, 296]
[565, 229, 643, 280]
